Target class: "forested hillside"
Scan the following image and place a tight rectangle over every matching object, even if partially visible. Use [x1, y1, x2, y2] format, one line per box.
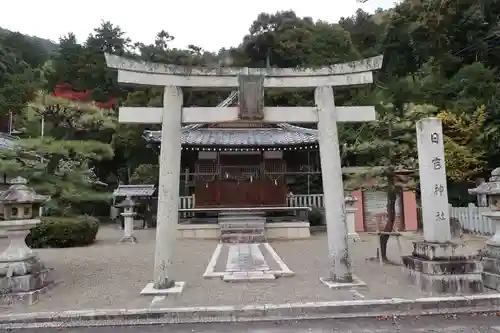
[1, 0, 499, 219]
[0, 27, 58, 54]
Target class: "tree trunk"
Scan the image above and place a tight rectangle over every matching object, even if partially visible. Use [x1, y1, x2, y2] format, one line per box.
[379, 119, 396, 262]
[380, 176, 398, 261]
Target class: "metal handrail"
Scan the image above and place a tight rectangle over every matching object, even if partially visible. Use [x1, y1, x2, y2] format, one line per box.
[219, 91, 238, 107]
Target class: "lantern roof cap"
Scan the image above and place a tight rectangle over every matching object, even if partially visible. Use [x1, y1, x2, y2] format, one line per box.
[469, 168, 500, 195]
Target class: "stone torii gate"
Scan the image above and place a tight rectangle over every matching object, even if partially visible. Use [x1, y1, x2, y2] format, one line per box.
[105, 54, 383, 295]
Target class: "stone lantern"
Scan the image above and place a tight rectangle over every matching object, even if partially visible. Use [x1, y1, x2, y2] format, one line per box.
[115, 197, 137, 244]
[469, 168, 500, 290]
[0, 177, 52, 304]
[344, 194, 360, 241]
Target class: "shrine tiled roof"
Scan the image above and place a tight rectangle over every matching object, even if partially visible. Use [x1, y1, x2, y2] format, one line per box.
[113, 184, 156, 197]
[143, 124, 318, 147]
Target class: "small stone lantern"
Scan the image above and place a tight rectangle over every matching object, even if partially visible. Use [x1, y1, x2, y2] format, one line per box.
[115, 197, 137, 244]
[345, 194, 360, 241]
[469, 168, 500, 290]
[0, 178, 49, 269]
[469, 168, 500, 246]
[0, 177, 54, 304]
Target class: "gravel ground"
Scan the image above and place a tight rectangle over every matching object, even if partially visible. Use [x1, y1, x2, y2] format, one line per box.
[0, 226, 490, 314]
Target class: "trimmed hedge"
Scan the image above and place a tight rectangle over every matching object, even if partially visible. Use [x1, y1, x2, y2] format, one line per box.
[26, 216, 99, 248]
[308, 206, 324, 226]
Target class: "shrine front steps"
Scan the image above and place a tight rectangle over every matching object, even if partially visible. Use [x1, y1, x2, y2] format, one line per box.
[220, 233, 266, 244]
[218, 211, 266, 243]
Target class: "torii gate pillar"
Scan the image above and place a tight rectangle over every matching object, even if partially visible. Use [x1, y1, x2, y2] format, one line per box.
[152, 86, 183, 291]
[316, 87, 352, 283]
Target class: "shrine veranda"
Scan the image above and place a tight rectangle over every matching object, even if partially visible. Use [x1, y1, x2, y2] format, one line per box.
[106, 54, 384, 292]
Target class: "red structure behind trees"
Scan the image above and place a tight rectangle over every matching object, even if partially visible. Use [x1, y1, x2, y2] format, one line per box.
[50, 83, 116, 109]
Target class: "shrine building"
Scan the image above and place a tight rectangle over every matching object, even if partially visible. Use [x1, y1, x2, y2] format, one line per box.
[138, 120, 419, 234]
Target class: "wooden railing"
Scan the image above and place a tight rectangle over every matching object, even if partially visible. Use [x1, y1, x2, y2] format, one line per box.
[287, 194, 324, 208]
[449, 203, 494, 235]
[180, 194, 326, 217]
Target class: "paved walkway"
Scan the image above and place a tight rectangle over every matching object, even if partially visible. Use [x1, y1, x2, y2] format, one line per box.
[0, 226, 491, 313]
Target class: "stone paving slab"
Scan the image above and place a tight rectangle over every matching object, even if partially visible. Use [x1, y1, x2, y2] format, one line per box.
[222, 271, 276, 282]
[226, 244, 269, 272]
[0, 226, 493, 314]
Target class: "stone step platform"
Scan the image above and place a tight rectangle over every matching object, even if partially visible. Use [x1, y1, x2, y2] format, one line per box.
[220, 222, 265, 228]
[221, 228, 265, 234]
[222, 271, 276, 282]
[219, 220, 265, 226]
[218, 211, 265, 216]
[220, 233, 266, 243]
[218, 216, 266, 223]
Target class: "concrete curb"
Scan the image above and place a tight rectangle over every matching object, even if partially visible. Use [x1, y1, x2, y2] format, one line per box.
[2, 294, 500, 326]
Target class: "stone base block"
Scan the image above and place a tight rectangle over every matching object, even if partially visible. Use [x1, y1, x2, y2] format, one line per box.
[0, 268, 54, 293]
[412, 241, 474, 261]
[2, 279, 59, 305]
[404, 268, 483, 294]
[140, 281, 185, 296]
[222, 271, 276, 282]
[483, 272, 500, 291]
[0, 257, 44, 276]
[402, 256, 482, 275]
[483, 257, 500, 275]
[484, 243, 500, 259]
[403, 254, 484, 294]
[119, 235, 138, 244]
[348, 233, 361, 242]
[482, 255, 500, 291]
[319, 275, 367, 289]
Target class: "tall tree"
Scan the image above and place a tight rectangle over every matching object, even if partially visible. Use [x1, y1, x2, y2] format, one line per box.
[0, 45, 38, 132]
[0, 93, 117, 215]
[347, 101, 436, 261]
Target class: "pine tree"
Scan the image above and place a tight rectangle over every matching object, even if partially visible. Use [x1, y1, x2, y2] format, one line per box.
[0, 93, 115, 215]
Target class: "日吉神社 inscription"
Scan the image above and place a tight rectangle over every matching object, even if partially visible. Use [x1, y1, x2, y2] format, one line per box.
[105, 53, 384, 294]
[416, 117, 451, 243]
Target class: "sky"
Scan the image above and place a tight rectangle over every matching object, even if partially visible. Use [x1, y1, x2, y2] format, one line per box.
[0, 0, 398, 52]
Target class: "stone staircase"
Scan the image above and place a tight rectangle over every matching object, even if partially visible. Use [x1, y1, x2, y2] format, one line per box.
[218, 211, 266, 243]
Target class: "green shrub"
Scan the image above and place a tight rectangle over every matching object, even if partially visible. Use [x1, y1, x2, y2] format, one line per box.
[26, 216, 99, 248]
[308, 206, 324, 226]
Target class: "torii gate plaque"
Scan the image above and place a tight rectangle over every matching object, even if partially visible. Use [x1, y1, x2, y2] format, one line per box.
[105, 54, 383, 295]
[238, 75, 265, 120]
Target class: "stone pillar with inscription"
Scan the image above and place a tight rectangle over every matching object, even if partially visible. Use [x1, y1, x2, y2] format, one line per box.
[402, 118, 484, 294]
